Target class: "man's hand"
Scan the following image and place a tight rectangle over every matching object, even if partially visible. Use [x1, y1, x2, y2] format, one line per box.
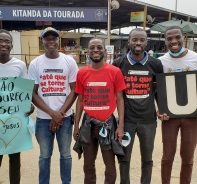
[25, 103, 35, 117]
[73, 126, 80, 141]
[156, 110, 169, 121]
[115, 126, 124, 143]
[49, 120, 60, 131]
[50, 111, 65, 125]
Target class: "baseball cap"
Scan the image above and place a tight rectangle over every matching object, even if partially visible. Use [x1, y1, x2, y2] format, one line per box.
[40, 27, 59, 40]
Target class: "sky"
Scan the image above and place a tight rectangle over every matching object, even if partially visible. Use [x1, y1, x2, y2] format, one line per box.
[77, 0, 197, 35]
[136, 0, 197, 18]
[110, 0, 197, 34]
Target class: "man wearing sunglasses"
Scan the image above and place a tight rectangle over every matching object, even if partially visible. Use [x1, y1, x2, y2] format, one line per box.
[28, 27, 78, 184]
[113, 28, 163, 184]
[73, 38, 126, 184]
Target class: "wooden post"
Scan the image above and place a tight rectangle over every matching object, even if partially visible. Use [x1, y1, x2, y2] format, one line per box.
[143, 6, 147, 30]
[185, 36, 188, 48]
[0, 21, 2, 29]
[185, 17, 190, 48]
[168, 12, 172, 20]
[107, 0, 112, 45]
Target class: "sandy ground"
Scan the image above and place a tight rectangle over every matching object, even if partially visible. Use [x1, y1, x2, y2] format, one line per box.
[0, 64, 197, 183]
[0, 108, 197, 184]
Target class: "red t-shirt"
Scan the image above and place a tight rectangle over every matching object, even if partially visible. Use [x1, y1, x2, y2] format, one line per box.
[75, 63, 126, 121]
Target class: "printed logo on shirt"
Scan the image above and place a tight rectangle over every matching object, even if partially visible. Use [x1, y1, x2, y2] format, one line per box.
[84, 106, 110, 110]
[87, 82, 107, 86]
[43, 69, 63, 73]
[39, 69, 66, 96]
[126, 94, 149, 99]
[128, 70, 149, 75]
[168, 67, 190, 72]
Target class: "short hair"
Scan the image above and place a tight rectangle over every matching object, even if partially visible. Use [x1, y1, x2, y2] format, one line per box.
[128, 28, 147, 40]
[88, 37, 105, 49]
[0, 29, 13, 42]
[164, 26, 183, 37]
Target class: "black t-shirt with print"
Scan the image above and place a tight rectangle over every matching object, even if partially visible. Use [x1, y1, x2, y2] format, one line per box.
[113, 55, 163, 124]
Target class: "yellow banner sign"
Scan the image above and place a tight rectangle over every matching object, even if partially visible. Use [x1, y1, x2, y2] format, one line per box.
[130, 11, 144, 22]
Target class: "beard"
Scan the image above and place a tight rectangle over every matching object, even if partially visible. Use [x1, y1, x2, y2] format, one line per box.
[90, 55, 104, 63]
[0, 52, 8, 56]
[130, 46, 145, 56]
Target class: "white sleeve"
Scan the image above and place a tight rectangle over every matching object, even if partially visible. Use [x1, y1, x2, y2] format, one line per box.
[68, 58, 79, 83]
[28, 60, 39, 84]
[20, 62, 27, 79]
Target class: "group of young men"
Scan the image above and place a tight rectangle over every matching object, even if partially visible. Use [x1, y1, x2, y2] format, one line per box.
[0, 25, 197, 184]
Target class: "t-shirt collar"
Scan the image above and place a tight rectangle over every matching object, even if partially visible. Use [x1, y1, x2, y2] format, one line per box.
[127, 51, 148, 65]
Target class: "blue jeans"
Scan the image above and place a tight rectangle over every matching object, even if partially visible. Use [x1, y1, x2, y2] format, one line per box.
[35, 117, 73, 184]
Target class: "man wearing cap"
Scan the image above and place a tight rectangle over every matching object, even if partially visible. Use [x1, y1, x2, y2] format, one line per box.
[28, 27, 78, 184]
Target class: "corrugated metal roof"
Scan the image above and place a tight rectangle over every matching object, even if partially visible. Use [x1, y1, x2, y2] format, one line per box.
[1, 0, 197, 31]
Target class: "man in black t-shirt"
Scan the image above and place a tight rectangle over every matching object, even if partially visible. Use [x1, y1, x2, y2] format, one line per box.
[113, 28, 163, 184]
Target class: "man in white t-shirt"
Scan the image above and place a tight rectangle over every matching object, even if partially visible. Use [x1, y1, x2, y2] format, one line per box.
[158, 26, 197, 184]
[0, 29, 34, 184]
[148, 47, 154, 56]
[28, 27, 78, 184]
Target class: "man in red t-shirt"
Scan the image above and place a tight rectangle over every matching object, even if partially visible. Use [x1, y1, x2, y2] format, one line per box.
[73, 38, 126, 184]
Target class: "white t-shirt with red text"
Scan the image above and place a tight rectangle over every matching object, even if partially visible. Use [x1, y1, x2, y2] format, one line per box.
[28, 53, 78, 119]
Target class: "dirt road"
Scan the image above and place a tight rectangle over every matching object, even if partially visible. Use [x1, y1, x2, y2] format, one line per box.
[0, 64, 196, 183]
[0, 111, 197, 184]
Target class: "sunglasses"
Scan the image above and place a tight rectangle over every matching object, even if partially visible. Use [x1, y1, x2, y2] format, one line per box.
[0, 39, 12, 44]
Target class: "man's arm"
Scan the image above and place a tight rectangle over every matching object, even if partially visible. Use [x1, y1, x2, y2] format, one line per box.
[154, 59, 164, 103]
[115, 91, 124, 142]
[32, 84, 65, 125]
[73, 94, 83, 141]
[59, 82, 78, 115]
[25, 103, 35, 117]
[154, 59, 169, 121]
[154, 83, 169, 121]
